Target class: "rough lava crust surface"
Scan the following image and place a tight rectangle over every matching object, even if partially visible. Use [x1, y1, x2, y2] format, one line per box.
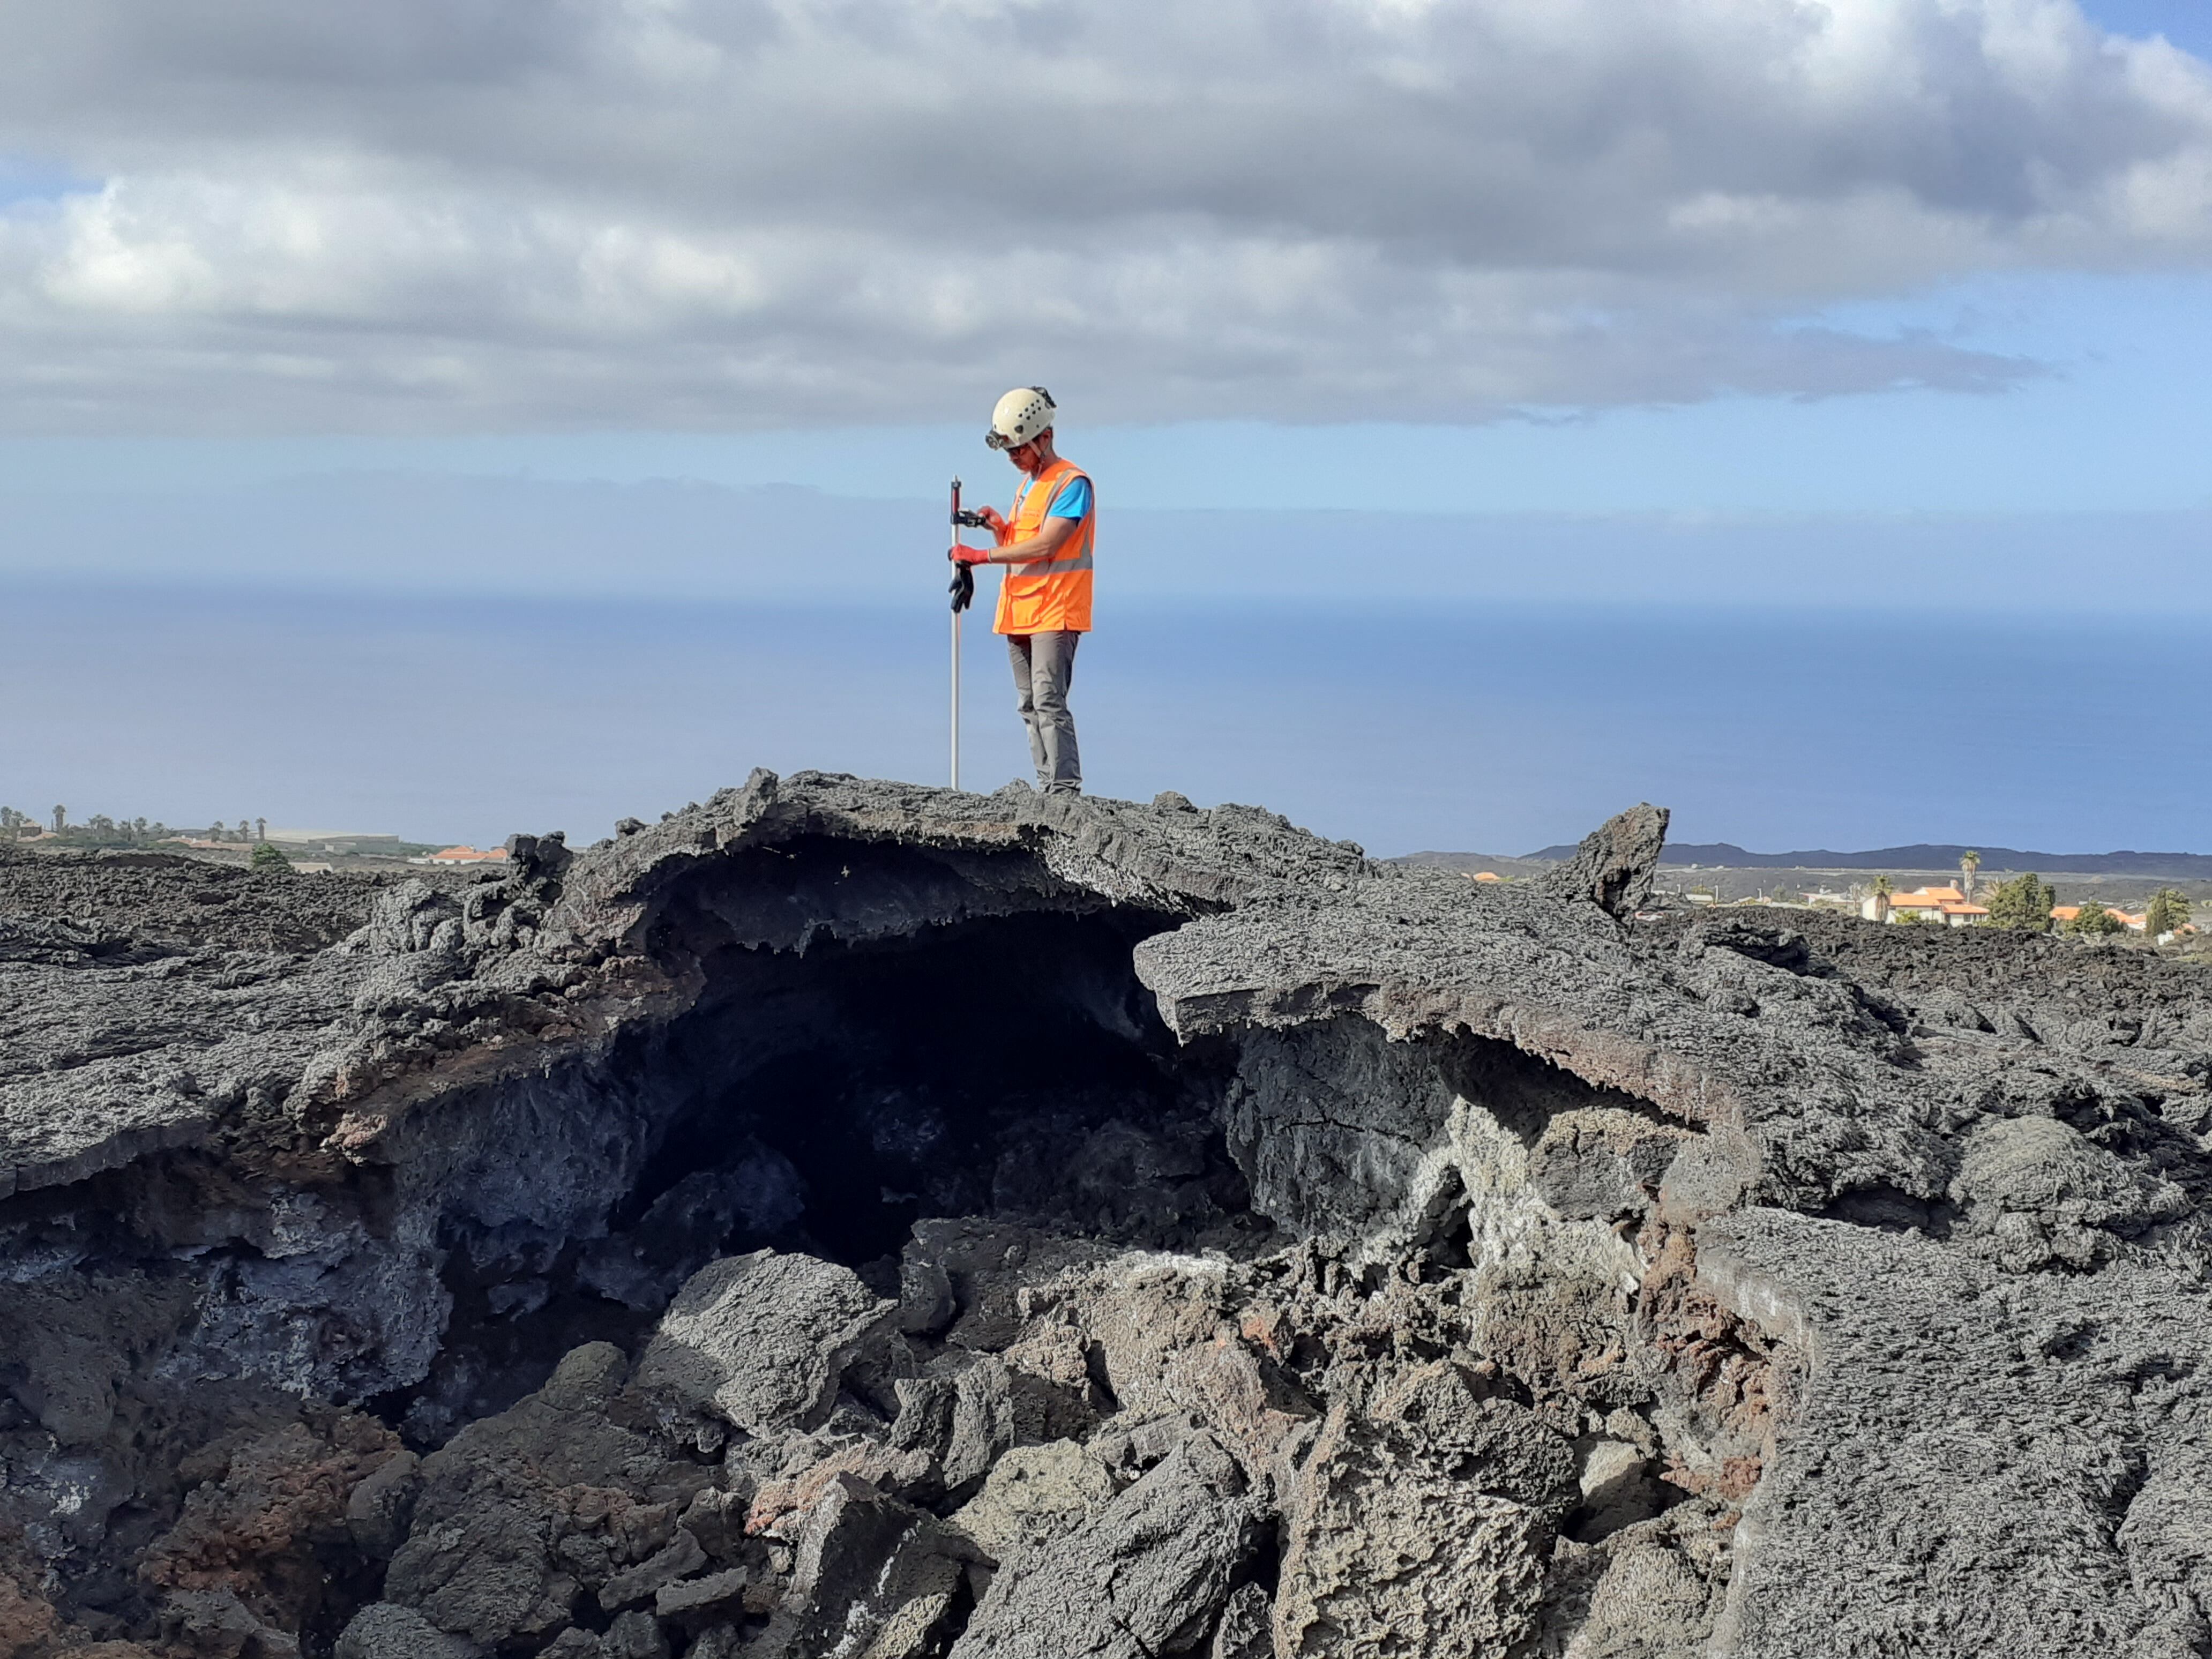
[1, 771, 2209, 1658]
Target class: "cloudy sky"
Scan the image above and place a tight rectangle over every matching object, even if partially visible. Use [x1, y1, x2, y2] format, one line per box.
[0, 0, 2205, 479]
[1, 1, 2208, 849]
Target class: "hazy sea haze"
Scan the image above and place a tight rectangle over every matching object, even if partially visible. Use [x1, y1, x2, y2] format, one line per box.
[0, 580, 2199, 857]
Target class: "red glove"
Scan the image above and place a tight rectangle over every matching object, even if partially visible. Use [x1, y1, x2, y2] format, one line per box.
[950, 544, 991, 565]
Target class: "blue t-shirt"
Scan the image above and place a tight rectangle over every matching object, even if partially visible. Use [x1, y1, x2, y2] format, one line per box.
[1038, 473, 1091, 521]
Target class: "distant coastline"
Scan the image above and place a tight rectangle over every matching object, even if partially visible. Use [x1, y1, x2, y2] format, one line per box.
[1534, 842, 2212, 880]
[1393, 845, 2212, 909]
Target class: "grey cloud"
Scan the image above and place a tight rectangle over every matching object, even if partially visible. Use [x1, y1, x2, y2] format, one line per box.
[0, 0, 2199, 431]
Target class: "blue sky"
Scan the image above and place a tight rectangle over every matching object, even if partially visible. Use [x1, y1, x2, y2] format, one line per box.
[2082, 0, 2212, 57]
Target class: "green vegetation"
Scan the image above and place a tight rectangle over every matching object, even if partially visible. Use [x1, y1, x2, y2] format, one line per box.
[0, 806, 181, 849]
[250, 842, 294, 874]
[2068, 900, 2126, 938]
[2144, 888, 2194, 938]
[1985, 872, 2057, 933]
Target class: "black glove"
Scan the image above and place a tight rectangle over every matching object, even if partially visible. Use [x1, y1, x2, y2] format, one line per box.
[949, 562, 974, 614]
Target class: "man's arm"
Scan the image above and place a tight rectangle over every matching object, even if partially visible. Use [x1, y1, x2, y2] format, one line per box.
[951, 511, 1076, 566]
[967, 513, 1076, 566]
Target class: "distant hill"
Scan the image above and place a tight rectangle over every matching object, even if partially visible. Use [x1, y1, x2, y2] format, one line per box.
[1523, 840, 2212, 879]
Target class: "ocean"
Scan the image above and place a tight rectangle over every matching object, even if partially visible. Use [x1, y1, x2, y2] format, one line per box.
[0, 579, 2200, 858]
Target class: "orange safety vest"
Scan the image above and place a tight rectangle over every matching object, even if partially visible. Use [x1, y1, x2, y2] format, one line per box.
[993, 457, 1094, 636]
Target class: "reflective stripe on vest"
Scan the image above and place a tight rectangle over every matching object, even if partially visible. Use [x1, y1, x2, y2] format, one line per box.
[994, 458, 1094, 635]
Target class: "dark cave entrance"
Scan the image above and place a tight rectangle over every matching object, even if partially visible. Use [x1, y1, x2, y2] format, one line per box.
[402, 892, 1256, 1439]
[630, 903, 1253, 1271]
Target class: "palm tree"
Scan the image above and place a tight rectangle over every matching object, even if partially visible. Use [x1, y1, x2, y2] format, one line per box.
[1961, 850, 1981, 903]
[1871, 873, 1893, 922]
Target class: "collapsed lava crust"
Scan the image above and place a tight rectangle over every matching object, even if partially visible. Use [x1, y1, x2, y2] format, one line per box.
[1, 771, 2209, 1658]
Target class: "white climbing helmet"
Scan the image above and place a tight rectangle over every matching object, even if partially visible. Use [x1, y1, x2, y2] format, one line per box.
[985, 386, 1057, 450]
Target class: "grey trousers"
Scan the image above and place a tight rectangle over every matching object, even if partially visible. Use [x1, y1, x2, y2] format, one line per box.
[1006, 630, 1081, 794]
